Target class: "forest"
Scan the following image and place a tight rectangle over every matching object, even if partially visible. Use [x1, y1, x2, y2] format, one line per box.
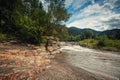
[68, 27, 120, 51]
[0, 0, 70, 44]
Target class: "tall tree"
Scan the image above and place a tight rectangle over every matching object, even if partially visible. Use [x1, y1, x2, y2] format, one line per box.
[83, 30, 93, 39]
[47, 0, 70, 24]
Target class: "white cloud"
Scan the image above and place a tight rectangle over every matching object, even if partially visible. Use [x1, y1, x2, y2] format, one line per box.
[65, 0, 74, 8]
[72, 0, 86, 10]
[40, 0, 49, 12]
[91, 0, 95, 4]
[66, 0, 120, 31]
[65, 0, 87, 10]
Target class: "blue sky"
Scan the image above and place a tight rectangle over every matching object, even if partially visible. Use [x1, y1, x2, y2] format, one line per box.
[64, 0, 120, 31]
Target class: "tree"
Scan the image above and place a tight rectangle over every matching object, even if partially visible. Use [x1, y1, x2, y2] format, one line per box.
[47, 0, 70, 24]
[83, 30, 93, 39]
[0, 0, 70, 44]
[0, 0, 23, 34]
[56, 25, 69, 41]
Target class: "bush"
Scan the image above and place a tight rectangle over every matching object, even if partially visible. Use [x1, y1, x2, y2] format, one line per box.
[41, 36, 48, 43]
[0, 33, 7, 42]
[97, 40, 105, 47]
[79, 39, 98, 48]
[80, 39, 120, 51]
[97, 39, 120, 51]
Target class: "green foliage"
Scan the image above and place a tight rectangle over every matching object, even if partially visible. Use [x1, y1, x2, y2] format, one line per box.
[80, 39, 120, 51]
[0, 0, 70, 44]
[67, 27, 120, 51]
[67, 27, 120, 42]
[103, 29, 120, 40]
[96, 34, 108, 40]
[54, 25, 69, 41]
[41, 36, 49, 43]
[97, 40, 105, 47]
[67, 36, 76, 41]
[48, 0, 70, 23]
[0, 33, 7, 42]
[79, 39, 98, 48]
[83, 30, 93, 39]
[101, 40, 120, 49]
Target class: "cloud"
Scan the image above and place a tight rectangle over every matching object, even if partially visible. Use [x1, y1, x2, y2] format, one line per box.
[65, 0, 74, 8]
[65, 0, 120, 31]
[65, 0, 92, 14]
[103, 18, 120, 29]
[71, 0, 87, 10]
[40, 0, 49, 12]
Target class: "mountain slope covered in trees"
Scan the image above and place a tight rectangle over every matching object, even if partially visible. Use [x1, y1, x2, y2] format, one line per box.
[67, 27, 120, 51]
[67, 27, 120, 40]
[68, 27, 101, 36]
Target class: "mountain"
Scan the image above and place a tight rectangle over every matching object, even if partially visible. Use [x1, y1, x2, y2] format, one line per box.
[102, 29, 120, 39]
[68, 27, 101, 36]
[67, 27, 120, 39]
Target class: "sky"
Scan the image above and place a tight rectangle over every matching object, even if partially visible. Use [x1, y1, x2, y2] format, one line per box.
[64, 0, 120, 31]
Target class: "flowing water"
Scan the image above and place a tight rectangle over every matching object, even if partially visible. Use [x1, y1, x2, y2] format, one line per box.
[60, 44, 120, 80]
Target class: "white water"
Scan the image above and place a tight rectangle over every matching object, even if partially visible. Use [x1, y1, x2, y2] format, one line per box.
[60, 45, 120, 80]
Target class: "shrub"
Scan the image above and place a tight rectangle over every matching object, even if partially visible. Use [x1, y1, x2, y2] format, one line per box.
[97, 40, 106, 47]
[0, 33, 7, 42]
[79, 39, 98, 48]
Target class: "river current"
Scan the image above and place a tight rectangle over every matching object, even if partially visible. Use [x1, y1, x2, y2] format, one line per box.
[60, 44, 120, 80]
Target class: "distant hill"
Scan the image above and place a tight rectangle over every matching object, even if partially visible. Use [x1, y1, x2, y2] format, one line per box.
[68, 27, 101, 36]
[67, 27, 120, 39]
[102, 29, 120, 39]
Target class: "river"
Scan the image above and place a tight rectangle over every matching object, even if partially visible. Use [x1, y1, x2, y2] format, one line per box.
[60, 44, 120, 80]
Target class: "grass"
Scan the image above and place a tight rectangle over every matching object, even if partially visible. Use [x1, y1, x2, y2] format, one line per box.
[79, 39, 120, 52]
[79, 39, 98, 48]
